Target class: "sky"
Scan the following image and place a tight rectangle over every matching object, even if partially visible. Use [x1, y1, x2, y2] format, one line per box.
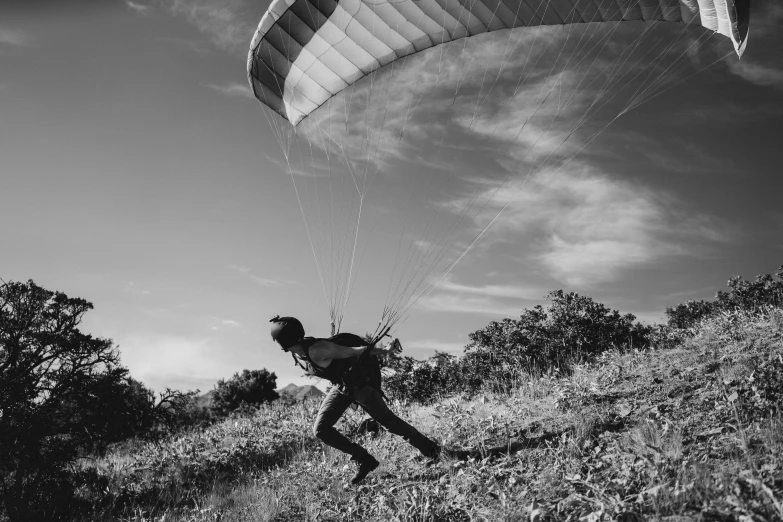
[1, 0, 782, 394]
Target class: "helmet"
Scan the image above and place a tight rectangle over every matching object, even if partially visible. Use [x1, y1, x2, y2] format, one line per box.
[270, 315, 305, 349]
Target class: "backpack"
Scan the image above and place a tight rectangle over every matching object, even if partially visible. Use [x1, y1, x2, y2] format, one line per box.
[296, 333, 382, 391]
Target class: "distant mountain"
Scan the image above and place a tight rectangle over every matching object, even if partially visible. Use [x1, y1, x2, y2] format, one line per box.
[195, 390, 215, 408]
[277, 384, 325, 401]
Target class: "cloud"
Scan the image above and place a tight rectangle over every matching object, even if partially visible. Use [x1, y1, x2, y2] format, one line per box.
[416, 292, 525, 317]
[729, 62, 783, 89]
[228, 264, 295, 287]
[435, 278, 546, 300]
[210, 317, 240, 327]
[0, 28, 31, 47]
[208, 317, 241, 331]
[250, 275, 295, 287]
[466, 165, 730, 286]
[126, 1, 153, 15]
[125, 281, 151, 295]
[204, 81, 254, 99]
[155, 0, 257, 54]
[727, 2, 783, 90]
[416, 276, 546, 316]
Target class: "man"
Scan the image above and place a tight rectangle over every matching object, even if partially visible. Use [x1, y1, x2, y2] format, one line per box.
[270, 316, 441, 484]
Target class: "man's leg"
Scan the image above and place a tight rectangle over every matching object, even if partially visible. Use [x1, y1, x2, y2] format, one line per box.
[352, 386, 440, 458]
[313, 385, 369, 461]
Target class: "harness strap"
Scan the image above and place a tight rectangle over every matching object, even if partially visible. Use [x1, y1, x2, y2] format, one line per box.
[291, 352, 308, 371]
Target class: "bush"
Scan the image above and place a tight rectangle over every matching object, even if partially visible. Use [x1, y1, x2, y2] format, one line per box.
[385, 291, 653, 403]
[382, 352, 456, 404]
[465, 290, 651, 377]
[666, 264, 783, 329]
[211, 369, 279, 416]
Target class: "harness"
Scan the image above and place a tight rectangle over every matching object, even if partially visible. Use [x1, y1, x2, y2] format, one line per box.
[290, 329, 390, 391]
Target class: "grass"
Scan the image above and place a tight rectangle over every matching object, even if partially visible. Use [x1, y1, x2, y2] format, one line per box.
[70, 308, 783, 521]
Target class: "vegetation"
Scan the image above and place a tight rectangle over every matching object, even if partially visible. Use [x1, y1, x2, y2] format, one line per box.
[64, 305, 782, 521]
[665, 265, 783, 329]
[384, 290, 654, 403]
[211, 369, 280, 416]
[1, 266, 782, 521]
[0, 280, 260, 520]
[0, 280, 136, 520]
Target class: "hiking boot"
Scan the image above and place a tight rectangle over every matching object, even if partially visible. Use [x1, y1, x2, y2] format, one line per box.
[351, 454, 379, 484]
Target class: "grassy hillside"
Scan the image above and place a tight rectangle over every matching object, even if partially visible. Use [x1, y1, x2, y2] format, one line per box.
[73, 308, 783, 521]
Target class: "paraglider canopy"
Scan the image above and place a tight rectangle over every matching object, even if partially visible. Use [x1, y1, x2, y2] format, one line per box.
[248, 0, 749, 126]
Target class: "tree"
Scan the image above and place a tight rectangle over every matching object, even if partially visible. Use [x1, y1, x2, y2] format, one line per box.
[83, 376, 202, 443]
[211, 369, 279, 415]
[0, 280, 128, 521]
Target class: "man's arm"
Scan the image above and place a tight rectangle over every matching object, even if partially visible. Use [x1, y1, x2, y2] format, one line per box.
[311, 338, 403, 362]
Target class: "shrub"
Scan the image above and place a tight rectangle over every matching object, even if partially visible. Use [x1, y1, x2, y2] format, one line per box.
[382, 352, 456, 404]
[666, 264, 783, 329]
[211, 369, 279, 416]
[465, 290, 651, 378]
[385, 291, 653, 403]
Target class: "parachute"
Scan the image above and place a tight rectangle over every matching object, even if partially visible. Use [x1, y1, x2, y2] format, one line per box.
[249, 0, 748, 125]
[247, 0, 749, 336]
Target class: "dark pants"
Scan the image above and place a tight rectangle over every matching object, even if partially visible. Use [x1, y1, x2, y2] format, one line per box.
[313, 385, 439, 461]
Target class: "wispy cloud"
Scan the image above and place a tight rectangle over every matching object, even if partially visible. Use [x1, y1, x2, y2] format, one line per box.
[0, 28, 31, 47]
[416, 291, 527, 317]
[727, 2, 783, 90]
[203, 81, 253, 99]
[125, 281, 151, 295]
[435, 278, 547, 300]
[209, 317, 241, 331]
[126, 1, 153, 15]
[729, 62, 783, 89]
[155, 0, 257, 54]
[416, 276, 546, 316]
[250, 275, 295, 287]
[228, 264, 295, 287]
[464, 165, 730, 286]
